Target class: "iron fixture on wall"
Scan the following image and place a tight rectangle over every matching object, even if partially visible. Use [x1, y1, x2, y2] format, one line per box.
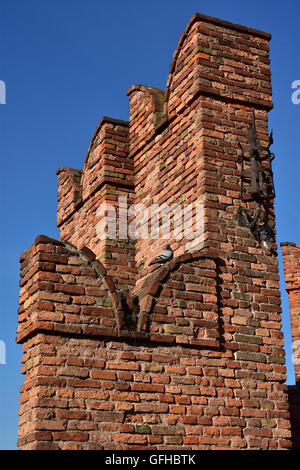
[237, 206, 274, 251]
[237, 111, 275, 251]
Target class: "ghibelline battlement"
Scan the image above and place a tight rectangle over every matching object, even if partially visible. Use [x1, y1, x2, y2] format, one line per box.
[16, 13, 299, 450]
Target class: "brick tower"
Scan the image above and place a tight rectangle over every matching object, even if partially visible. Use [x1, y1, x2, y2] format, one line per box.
[17, 13, 293, 450]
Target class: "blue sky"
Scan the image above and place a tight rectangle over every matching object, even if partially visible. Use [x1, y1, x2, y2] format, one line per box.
[0, 0, 299, 450]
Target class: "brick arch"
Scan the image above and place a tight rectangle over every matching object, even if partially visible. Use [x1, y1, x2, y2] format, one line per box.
[164, 13, 199, 117]
[17, 235, 124, 344]
[131, 248, 223, 349]
[79, 116, 130, 204]
[82, 116, 126, 171]
[83, 120, 103, 170]
[126, 84, 165, 149]
[126, 84, 165, 127]
[62, 241, 124, 330]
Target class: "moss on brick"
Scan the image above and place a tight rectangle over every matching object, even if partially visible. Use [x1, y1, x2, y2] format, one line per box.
[97, 298, 113, 307]
[191, 45, 218, 56]
[103, 170, 125, 179]
[180, 129, 189, 139]
[135, 424, 151, 434]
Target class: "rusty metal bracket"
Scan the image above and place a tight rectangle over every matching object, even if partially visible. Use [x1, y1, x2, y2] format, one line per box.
[237, 111, 275, 202]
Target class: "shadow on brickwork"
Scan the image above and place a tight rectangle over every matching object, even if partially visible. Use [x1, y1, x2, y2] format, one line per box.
[288, 382, 300, 449]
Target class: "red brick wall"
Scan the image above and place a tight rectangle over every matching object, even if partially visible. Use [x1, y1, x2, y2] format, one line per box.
[57, 117, 136, 289]
[281, 242, 300, 449]
[17, 13, 293, 450]
[127, 13, 273, 278]
[17, 236, 291, 449]
[281, 243, 300, 381]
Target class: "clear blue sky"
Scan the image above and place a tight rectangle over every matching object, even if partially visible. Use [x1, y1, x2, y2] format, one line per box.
[0, 0, 299, 450]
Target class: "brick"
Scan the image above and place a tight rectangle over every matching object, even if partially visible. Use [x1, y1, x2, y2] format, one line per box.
[90, 370, 117, 380]
[106, 361, 140, 371]
[112, 434, 147, 444]
[93, 412, 124, 423]
[135, 424, 151, 434]
[234, 334, 263, 345]
[165, 435, 183, 444]
[152, 425, 185, 436]
[57, 367, 89, 378]
[235, 351, 266, 363]
[52, 432, 89, 442]
[54, 284, 85, 295]
[134, 403, 169, 413]
[55, 410, 90, 420]
[131, 383, 164, 393]
[35, 420, 67, 431]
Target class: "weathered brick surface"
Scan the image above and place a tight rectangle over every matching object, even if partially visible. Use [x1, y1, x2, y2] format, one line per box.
[16, 13, 297, 450]
[17, 333, 291, 450]
[281, 242, 300, 449]
[57, 117, 136, 289]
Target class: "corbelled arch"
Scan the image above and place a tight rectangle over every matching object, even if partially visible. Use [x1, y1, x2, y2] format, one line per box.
[129, 248, 224, 349]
